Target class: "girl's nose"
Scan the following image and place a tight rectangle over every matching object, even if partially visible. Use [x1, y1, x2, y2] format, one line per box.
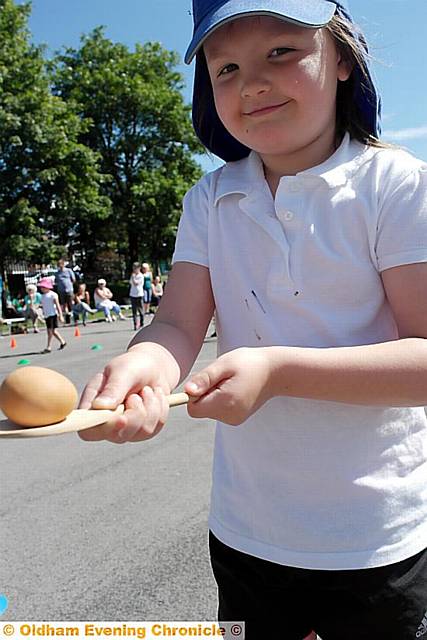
[240, 72, 271, 98]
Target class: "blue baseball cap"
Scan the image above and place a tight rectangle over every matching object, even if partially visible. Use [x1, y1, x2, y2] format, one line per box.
[185, 0, 381, 162]
[185, 0, 345, 64]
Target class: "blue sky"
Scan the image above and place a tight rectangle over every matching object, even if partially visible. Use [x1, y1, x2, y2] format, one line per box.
[25, 0, 427, 170]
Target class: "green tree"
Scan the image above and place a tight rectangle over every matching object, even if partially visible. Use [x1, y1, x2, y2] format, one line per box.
[51, 28, 204, 272]
[0, 0, 109, 275]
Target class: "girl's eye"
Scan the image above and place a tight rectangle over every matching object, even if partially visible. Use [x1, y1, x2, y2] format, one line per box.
[218, 63, 238, 77]
[270, 47, 294, 57]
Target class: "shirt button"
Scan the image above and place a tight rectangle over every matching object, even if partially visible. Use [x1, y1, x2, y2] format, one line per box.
[283, 211, 294, 221]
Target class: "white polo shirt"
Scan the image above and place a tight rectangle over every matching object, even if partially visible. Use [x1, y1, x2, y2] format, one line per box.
[173, 134, 427, 570]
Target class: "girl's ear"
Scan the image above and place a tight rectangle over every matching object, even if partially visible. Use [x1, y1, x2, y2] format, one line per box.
[337, 52, 353, 82]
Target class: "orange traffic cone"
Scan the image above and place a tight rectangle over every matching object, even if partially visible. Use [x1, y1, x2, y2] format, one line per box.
[10, 337, 17, 348]
[74, 327, 81, 338]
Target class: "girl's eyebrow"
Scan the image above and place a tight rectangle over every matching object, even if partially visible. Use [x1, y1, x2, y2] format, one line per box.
[205, 31, 308, 62]
[204, 44, 231, 63]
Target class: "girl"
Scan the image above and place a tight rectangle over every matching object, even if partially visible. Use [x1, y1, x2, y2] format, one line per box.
[38, 277, 66, 353]
[79, 1, 427, 638]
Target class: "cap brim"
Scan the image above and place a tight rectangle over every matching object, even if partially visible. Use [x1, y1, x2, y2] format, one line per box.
[185, 0, 337, 63]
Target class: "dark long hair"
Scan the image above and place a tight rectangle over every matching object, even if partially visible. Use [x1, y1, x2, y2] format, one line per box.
[325, 14, 387, 148]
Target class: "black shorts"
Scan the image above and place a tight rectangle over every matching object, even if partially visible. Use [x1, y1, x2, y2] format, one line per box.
[58, 290, 74, 308]
[209, 531, 427, 640]
[45, 315, 58, 330]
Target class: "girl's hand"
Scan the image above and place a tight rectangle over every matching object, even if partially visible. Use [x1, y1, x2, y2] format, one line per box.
[78, 349, 170, 444]
[184, 347, 273, 425]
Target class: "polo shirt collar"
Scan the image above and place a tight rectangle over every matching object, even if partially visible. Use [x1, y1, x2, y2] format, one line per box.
[214, 133, 370, 204]
[214, 151, 266, 206]
[298, 133, 369, 187]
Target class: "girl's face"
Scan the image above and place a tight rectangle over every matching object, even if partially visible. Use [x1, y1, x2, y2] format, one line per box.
[204, 16, 351, 174]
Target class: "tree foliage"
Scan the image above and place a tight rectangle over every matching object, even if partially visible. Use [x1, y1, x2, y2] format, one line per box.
[51, 29, 204, 271]
[0, 1, 204, 279]
[0, 0, 109, 274]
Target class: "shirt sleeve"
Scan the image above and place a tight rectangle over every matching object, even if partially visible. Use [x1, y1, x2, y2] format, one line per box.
[172, 176, 210, 268]
[375, 162, 427, 272]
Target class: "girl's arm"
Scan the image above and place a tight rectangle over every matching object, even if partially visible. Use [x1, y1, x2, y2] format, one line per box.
[53, 293, 64, 321]
[185, 263, 427, 423]
[270, 262, 427, 405]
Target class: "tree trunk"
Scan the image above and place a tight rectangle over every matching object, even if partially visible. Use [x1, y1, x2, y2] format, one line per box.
[127, 224, 139, 269]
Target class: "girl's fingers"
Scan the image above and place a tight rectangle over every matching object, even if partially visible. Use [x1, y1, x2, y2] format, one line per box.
[116, 387, 169, 443]
[79, 372, 106, 409]
[114, 393, 148, 442]
[157, 386, 170, 425]
[80, 394, 147, 443]
[78, 410, 127, 441]
[184, 361, 231, 398]
[129, 387, 169, 440]
[79, 382, 169, 443]
[91, 368, 134, 410]
[186, 385, 224, 420]
[137, 387, 158, 435]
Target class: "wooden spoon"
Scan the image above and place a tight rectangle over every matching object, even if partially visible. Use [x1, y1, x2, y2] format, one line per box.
[0, 392, 189, 438]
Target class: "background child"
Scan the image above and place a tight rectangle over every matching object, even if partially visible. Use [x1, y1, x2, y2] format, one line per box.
[38, 277, 66, 353]
[79, 1, 427, 638]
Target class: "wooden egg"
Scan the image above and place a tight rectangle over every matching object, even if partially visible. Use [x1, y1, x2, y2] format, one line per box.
[0, 366, 78, 427]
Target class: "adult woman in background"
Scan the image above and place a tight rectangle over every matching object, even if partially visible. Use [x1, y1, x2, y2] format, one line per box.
[23, 283, 43, 333]
[94, 278, 126, 323]
[72, 283, 97, 326]
[129, 262, 144, 330]
[151, 276, 164, 312]
[141, 263, 153, 315]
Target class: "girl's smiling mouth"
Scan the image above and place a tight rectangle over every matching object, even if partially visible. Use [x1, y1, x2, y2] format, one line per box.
[244, 100, 291, 117]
